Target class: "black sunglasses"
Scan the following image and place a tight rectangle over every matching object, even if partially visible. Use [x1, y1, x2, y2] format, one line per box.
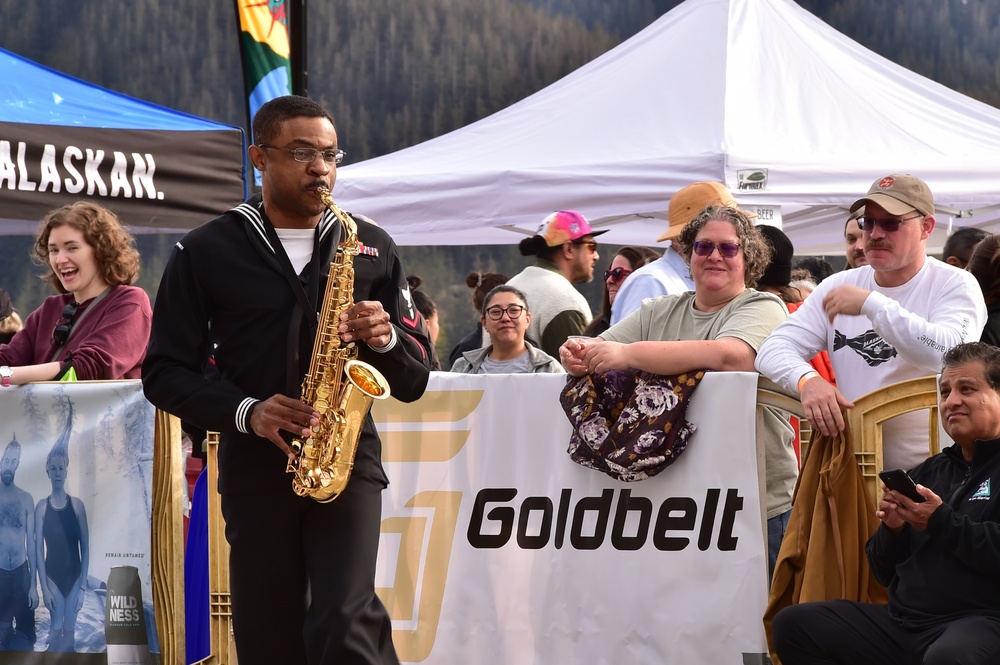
[52, 301, 81, 346]
[856, 213, 923, 234]
[604, 267, 633, 283]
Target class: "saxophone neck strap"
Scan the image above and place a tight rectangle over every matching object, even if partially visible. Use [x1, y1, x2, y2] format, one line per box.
[258, 213, 324, 395]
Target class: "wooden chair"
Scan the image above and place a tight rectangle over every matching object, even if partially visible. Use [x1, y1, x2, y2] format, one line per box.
[756, 386, 807, 423]
[755, 385, 809, 539]
[152, 411, 185, 665]
[759, 376, 941, 504]
[193, 431, 237, 665]
[153, 417, 236, 665]
[757, 384, 811, 465]
[845, 375, 941, 504]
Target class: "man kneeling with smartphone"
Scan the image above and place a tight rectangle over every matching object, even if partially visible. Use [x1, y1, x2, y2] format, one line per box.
[773, 341, 1000, 665]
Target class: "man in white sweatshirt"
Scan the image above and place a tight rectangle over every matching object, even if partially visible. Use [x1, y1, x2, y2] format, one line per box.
[756, 174, 987, 471]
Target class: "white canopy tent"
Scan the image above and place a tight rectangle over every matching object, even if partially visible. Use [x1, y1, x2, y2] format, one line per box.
[336, 0, 1000, 254]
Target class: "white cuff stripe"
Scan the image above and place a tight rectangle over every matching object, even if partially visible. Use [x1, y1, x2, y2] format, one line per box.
[236, 398, 259, 434]
[368, 327, 398, 353]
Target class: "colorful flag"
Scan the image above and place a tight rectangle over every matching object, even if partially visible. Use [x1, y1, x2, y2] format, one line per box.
[234, 0, 292, 142]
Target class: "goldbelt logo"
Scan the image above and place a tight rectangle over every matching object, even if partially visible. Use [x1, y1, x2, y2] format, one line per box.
[372, 389, 483, 662]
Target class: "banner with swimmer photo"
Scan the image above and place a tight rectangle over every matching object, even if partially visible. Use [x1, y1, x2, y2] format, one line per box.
[0, 381, 157, 663]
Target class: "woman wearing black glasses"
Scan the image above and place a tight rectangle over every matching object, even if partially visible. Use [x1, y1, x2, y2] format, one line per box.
[583, 246, 660, 338]
[450, 285, 563, 374]
[0, 202, 151, 385]
[560, 205, 797, 580]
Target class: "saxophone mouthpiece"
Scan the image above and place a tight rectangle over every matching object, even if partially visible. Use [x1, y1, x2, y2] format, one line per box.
[315, 186, 334, 207]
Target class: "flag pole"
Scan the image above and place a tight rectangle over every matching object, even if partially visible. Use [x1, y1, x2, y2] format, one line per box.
[290, 0, 307, 97]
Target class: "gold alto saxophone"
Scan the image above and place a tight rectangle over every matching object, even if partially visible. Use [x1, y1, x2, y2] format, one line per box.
[286, 186, 391, 503]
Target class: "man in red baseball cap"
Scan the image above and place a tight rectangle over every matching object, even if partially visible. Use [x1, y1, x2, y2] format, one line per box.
[506, 210, 606, 357]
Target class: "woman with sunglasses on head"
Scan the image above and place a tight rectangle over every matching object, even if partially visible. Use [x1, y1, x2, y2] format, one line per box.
[0, 202, 151, 386]
[560, 205, 797, 579]
[583, 246, 660, 338]
[451, 285, 563, 374]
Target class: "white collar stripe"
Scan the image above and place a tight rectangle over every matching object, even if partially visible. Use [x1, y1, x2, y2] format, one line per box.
[232, 203, 276, 254]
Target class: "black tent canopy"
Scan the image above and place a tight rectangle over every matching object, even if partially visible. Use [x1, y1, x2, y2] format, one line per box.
[0, 48, 247, 233]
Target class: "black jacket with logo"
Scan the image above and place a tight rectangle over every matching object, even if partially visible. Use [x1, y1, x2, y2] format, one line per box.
[866, 438, 1000, 628]
[142, 195, 432, 493]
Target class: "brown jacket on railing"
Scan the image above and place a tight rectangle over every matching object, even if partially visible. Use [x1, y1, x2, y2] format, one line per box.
[762, 430, 888, 665]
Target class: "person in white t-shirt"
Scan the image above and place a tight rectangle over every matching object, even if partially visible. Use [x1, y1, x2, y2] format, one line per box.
[756, 174, 987, 471]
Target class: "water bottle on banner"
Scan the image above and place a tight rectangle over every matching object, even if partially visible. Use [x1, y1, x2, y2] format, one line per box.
[104, 565, 152, 665]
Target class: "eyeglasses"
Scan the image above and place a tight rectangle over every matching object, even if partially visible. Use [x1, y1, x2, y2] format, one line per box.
[573, 239, 598, 252]
[857, 213, 923, 233]
[52, 301, 81, 346]
[692, 240, 741, 258]
[604, 267, 633, 283]
[258, 144, 346, 165]
[485, 305, 525, 321]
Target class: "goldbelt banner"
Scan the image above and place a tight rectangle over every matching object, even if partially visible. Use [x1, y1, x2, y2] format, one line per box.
[373, 371, 771, 665]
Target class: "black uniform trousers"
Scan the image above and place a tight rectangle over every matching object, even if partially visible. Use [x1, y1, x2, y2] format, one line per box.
[221, 473, 398, 665]
[773, 599, 1000, 665]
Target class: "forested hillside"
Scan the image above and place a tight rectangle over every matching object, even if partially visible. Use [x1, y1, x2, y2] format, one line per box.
[311, 0, 621, 159]
[1, 0, 997, 364]
[0, 0, 639, 159]
[797, 0, 1000, 108]
[5, 0, 996, 158]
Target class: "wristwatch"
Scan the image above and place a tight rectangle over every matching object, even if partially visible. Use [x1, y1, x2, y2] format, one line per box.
[0, 366, 11, 388]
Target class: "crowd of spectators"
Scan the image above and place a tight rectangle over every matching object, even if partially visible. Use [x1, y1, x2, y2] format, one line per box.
[3, 163, 1000, 663]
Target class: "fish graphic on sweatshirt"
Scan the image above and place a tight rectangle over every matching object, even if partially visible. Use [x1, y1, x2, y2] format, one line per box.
[833, 329, 898, 367]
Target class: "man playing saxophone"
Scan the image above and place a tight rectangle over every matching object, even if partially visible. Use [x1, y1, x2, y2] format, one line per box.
[142, 95, 433, 665]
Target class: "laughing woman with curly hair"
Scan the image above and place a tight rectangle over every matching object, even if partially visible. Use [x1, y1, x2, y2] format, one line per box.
[0, 201, 152, 384]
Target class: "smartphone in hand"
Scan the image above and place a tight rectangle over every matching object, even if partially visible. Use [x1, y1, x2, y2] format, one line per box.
[878, 468, 926, 503]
